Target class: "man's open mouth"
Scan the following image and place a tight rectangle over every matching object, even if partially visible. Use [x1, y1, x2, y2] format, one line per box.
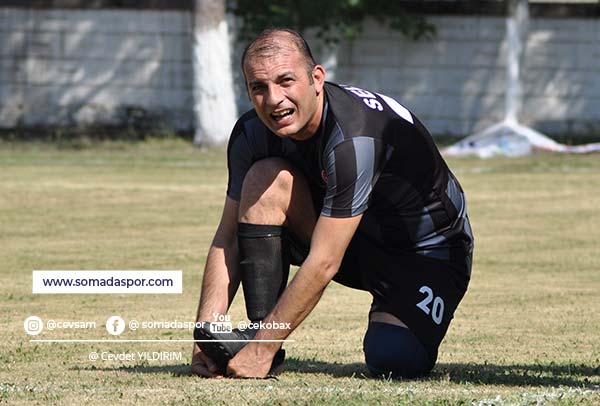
[270, 109, 294, 122]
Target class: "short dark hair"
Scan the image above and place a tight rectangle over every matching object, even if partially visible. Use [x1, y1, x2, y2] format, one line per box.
[241, 28, 317, 83]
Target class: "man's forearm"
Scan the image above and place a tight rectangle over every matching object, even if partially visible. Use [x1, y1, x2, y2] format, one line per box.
[196, 239, 240, 322]
[196, 197, 241, 323]
[253, 253, 337, 344]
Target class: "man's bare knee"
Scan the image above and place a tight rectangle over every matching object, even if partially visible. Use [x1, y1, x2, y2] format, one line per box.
[242, 158, 295, 196]
[239, 158, 295, 225]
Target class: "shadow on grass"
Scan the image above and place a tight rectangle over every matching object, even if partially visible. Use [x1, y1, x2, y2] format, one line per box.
[75, 358, 599, 388]
[285, 358, 598, 388]
[433, 362, 599, 388]
[284, 357, 370, 378]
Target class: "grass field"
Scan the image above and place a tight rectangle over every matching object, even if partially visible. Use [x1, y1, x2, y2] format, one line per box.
[0, 139, 598, 405]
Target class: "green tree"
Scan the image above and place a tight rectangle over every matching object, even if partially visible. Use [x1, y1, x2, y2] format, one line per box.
[228, 0, 435, 42]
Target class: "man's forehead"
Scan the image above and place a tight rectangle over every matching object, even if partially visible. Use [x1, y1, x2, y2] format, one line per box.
[244, 51, 303, 79]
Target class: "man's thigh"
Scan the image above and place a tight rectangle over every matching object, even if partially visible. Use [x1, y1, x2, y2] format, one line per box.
[337, 232, 472, 363]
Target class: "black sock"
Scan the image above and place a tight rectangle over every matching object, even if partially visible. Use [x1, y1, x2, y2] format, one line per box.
[238, 223, 290, 323]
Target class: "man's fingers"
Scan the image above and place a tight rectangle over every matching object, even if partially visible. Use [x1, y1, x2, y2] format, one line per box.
[191, 362, 221, 378]
[198, 351, 220, 374]
[191, 345, 223, 378]
[191, 358, 224, 378]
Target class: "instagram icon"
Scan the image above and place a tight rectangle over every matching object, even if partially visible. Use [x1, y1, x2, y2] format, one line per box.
[24, 316, 44, 336]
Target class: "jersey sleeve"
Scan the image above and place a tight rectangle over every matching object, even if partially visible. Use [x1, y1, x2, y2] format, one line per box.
[321, 137, 389, 218]
[226, 124, 254, 202]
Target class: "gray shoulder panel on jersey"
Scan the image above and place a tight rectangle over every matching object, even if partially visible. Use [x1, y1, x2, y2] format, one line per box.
[323, 121, 345, 157]
[322, 136, 390, 217]
[350, 137, 376, 216]
[321, 122, 344, 216]
[321, 147, 338, 217]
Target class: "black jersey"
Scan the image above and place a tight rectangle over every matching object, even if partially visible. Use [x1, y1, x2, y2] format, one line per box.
[227, 82, 473, 260]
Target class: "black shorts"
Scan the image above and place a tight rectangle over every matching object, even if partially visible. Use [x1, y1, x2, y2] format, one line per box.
[284, 227, 472, 363]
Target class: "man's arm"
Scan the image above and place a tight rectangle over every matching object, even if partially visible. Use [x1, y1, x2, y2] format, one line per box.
[227, 213, 363, 377]
[196, 196, 241, 320]
[192, 196, 240, 377]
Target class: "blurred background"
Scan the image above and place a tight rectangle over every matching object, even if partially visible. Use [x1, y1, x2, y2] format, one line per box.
[0, 0, 598, 147]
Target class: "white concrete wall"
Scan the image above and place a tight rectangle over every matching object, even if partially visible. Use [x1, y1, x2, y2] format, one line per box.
[522, 18, 600, 134]
[0, 8, 194, 129]
[332, 17, 600, 135]
[1, 8, 599, 136]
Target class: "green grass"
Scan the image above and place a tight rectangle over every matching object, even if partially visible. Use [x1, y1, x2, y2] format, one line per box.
[0, 139, 598, 405]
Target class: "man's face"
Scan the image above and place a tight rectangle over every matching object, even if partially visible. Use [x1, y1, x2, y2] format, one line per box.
[244, 49, 325, 140]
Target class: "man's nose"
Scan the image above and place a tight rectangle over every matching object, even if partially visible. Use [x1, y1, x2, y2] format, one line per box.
[265, 84, 284, 107]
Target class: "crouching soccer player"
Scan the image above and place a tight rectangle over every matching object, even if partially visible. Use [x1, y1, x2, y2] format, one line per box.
[191, 28, 474, 379]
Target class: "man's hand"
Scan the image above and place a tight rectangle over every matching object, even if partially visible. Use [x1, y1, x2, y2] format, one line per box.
[191, 344, 223, 378]
[226, 342, 276, 378]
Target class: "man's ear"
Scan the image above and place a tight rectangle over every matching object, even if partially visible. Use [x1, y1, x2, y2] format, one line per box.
[312, 65, 326, 94]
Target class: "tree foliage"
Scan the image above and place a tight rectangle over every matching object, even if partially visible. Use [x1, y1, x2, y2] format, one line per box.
[228, 0, 435, 42]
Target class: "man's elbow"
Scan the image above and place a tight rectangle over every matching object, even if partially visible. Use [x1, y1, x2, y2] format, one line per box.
[304, 254, 341, 283]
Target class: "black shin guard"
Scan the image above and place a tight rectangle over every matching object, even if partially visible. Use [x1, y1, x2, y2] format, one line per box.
[238, 223, 290, 322]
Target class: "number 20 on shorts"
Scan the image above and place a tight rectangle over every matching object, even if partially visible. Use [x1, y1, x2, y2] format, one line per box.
[416, 285, 445, 325]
